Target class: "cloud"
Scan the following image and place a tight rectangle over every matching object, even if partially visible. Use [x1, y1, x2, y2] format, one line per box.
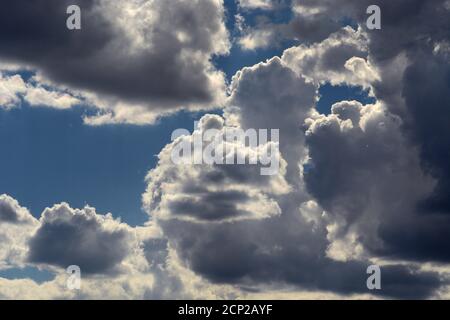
[27, 203, 134, 274]
[0, 0, 230, 122]
[0, 73, 26, 109]
[142, 55, 446, 299]
[23, 86, 80, 110]
[0, 194, 36, 224]
[0, 195, 39, 269]
[0, 72, 81, 110]
[0, 195, 238, 299]
[238, 29, 275, 51]
[144, 113, 290, 223]
[282, 27, 378, 88]
[238, 0, 277, 10]
[237, 26, 379, 89]
[235, 0, 355, 50]
[281, 0, 450, 266]
[0, 196, 168, 299]
[233, 0, 450, 270]
[228, 57, 317, 183]
[304, 101, 438, 260]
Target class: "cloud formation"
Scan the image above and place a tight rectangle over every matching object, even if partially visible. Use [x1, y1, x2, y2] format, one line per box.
[232, 0, 450, 269]
[0, 0, 230, 123]
[144, 113, 290, 223]
[1, 0, 450, 300]
[0, 195, 38, 269]
[142, 53, 448, 298]
[0, 195, 242, 299]
[27, 203, 134, 274]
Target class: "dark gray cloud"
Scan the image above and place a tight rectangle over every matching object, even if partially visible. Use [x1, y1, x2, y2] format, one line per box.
[0, 197, 21, 223]
[144, 56, 446, 298]
[303, 100, 450, 263]
[28, 203, 132, 274]
[402, 55, 450, 212]
[0, 194, 35, 224]
[344, 0, 449, 269]
[287, 0, 450, 51]
[158, 206, 442, 299]
[169, 190, 253, 221]
[373, 52, 450, 263]
[303, 94, 450, 266]
[286, 0, 450, 265]
[0, 0, 229, 110]
[235, 0, 450, 268]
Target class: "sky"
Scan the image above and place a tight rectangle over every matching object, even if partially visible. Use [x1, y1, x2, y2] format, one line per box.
[0, 0, 372, 227]
[0, 0, 449, 300]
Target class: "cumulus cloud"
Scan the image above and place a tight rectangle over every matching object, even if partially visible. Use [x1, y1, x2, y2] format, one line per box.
[280, 0, 450, 267]
[228, 57, 317, 183]
[141, 54, 446, 299]
[233, 0, 450, 272]
[144, 113, 290, 223]
[304, 101, 438, 261]
[27, 203, 135, 274]
[0, 195, 244, 299]
[0, 0, 230, 123]
[282, 27, 378, 88]
[0, 195, 39, 269]
[238, 26, 380, 90]
[0, 195, 181, 299]
[0, 194, 36, 224]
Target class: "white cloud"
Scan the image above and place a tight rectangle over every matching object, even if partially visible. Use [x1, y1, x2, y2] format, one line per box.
[0, 73, 26, 109]
[282, 27, 378, 88]
[238, 29, 275, 50]
[143, 113, 290, 223]
[0, 72, 81, 110]
[0, 195, 39, 269]
[23, 87, 80, 110]
[238, 0, 275, 10]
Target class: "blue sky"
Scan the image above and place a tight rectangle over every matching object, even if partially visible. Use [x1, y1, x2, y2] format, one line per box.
[0, 105, 201, 226]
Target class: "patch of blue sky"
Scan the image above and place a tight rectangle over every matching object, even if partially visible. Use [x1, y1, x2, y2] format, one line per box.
[316, 83, 376, 115]
[1, 70, 34, 81]
[0, 104, 214, 227]
[215, 0, 296, 81]
[0, 266, 55, 284]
